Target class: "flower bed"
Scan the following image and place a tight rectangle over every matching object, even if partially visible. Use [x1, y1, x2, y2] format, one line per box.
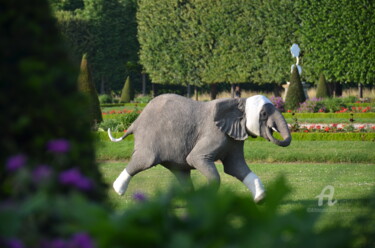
[292, 123, 375, 133]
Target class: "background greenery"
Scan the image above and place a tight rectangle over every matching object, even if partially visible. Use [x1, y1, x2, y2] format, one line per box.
[49, 0, 374, 96]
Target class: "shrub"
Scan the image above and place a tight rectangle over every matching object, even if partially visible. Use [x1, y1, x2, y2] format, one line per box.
[285, 65, 306, 111]
[134, 95, 153, 103]
[320, 98, 347, 113]
[297, 98, 325, 113]
[78, 53, 103, 126]
[99, 94, 113, 104]
[100, 111, 140, 132]
[316, 73, 330, 98]
[120, 76, 135, 103]
[269, 96, 285, 112]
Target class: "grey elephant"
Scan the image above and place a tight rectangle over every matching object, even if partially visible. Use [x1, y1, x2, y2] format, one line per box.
[108, 94, 291, 203]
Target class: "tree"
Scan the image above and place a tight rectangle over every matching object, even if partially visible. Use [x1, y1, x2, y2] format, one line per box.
[120, 76, 135, 103]
[78, 53, 103, 126]
[52, 0, 139, 92]
[316, 73, 330, 98]
[137, 0, 262, 98]
[285, 66, 306, 110]
[252, 0, 300, 91]
[298, 0, 375, 90]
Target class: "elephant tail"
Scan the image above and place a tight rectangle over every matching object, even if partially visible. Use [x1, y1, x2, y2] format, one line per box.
[108, 127, 134, 142]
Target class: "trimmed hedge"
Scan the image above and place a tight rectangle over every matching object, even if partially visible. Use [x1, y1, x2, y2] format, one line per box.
[283, 112, 375, 119]
[95, 131, 375, 142]
[101, 103, 148, 108]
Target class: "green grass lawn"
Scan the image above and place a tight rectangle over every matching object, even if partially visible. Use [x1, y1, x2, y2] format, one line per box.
[96, 138, 375, 163]
[99, 161, 375, 227]
[97, 137, 375, 230]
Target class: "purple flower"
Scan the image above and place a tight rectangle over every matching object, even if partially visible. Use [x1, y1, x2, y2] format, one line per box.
[59, 168, 92, 191]
[48, 239, 66, 248]
[47, 139, 70, 154]
[6, 154, 27, 171]
[33, 165, 52, 182]
[71, 233, 95, 248]
[3, 239, 24, 248]
[133, 192, 147, 202]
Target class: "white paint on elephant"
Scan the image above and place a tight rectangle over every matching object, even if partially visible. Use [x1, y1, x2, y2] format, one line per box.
[113, 169, 132, 195]
[245, 95, 272, 137]
[242, 172, 266, 203]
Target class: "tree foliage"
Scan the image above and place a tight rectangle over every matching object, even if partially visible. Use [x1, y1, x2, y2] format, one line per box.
[52, 0, 139, 92]
[298, 0, 375, 85]
[138, 0, 263, 86]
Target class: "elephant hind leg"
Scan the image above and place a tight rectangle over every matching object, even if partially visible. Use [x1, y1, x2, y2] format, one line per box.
[169, 169, 194, 191]
[186, 154, 220, 190]
[113, 150, 159, 196]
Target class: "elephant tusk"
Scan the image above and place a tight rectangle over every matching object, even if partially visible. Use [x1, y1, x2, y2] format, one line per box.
[272, 127, 279, 133]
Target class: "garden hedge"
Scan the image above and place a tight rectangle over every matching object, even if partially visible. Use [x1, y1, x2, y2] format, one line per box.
[283, 112, 375, 119]
[101, 103, 148, 108]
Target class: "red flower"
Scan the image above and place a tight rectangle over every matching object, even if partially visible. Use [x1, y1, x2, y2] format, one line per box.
[287, 110, 292, 113]
[324, 127, 330, 132]
[316, 125, 321, 130]
[304, 130, 309, 133]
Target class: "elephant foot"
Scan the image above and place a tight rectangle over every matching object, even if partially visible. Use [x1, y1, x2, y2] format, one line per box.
[242, 172, 266, 204]
[254, 191, 266, 204]
[113, 169, 132, 196]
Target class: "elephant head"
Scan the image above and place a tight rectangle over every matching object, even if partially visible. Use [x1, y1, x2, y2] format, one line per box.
[214, 95, 291, 147]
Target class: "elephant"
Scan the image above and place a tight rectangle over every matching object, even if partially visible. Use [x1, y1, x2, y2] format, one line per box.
[108, 94, 292, 203]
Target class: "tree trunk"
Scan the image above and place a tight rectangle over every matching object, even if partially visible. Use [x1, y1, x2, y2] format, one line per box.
[152, 83, 158, 98]
[195, 86, 199, 101]
[358, 83, 363, 98]
[187, 84, 191, 98]
[273, 84, 283, 97]
[141, 73, 147, 96]
[210, 83, 218, 100]
[100, 76, 105, 94]
[230, 84, 236, 98]
[334, 82, 342, 97]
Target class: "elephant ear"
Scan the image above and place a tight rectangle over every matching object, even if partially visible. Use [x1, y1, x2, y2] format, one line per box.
[213, 98, 248, 141]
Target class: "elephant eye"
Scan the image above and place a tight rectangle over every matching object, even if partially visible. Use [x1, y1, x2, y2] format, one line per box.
[260, 111, 267, 119]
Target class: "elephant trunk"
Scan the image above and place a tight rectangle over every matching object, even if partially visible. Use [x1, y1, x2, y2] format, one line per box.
[266, 111, 292, 147]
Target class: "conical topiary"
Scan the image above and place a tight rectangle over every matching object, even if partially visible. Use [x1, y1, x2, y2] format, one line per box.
[285, 65, 306, 111]
[120, 76, 135, 103]
[78, 53, 103, 126]
[316, 73, 330, 98]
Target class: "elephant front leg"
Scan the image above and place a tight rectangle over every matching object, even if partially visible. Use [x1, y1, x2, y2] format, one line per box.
[242, 172, 266, 204]
[113, 168, 132, 195]
[222, 154, 266, 204]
